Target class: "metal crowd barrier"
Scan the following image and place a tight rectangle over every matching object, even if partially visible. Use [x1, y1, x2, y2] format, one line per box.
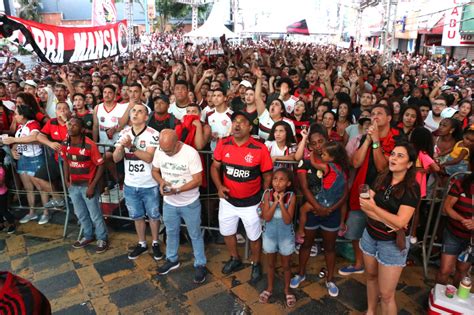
[421, 171, 472, 279]
[6, 147, 73, 238]
[7, 141, 466, 271]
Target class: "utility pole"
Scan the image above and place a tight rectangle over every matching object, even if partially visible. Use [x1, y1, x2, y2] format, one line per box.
[125, 0, 134, 51]
[381, 0, 398, 64]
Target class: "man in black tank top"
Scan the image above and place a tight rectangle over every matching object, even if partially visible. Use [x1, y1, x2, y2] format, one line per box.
[148, 95, 180, 132]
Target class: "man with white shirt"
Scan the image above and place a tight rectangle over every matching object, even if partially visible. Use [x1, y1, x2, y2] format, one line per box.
[277, 77, 298, 115]
[205, 88, 233, 151]
[152, 129, 206, 283]
[113, 103, 163, 261]
[168, 80, 190, 120]
[424, 96, 447, 132]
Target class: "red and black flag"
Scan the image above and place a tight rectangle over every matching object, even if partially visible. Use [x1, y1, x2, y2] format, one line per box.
[0, 15, 128, 65]
[286, 19, 310, 36]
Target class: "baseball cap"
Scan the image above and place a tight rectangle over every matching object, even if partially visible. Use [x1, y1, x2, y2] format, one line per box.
[358, 117, 371, 125]
[440, 85, 452, 91]
[239, 80, 252, 88]
[231, 111, 252, 123]
[441, 107, 458, 119]
[20, 79, 37, 88]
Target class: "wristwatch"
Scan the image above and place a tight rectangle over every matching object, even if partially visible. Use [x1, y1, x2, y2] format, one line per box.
[372, 142, 380, 149]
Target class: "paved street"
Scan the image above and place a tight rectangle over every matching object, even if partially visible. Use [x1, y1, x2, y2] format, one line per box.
[0, 211, 434, 314]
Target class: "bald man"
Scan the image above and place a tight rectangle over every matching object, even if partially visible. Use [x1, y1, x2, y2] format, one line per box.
[152, 129, 207, 283]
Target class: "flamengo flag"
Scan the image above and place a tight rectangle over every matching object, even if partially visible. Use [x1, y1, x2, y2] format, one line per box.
[286, 19, 310, 36]
[92, 0, 117, 26]
[0, 15, 128, 64]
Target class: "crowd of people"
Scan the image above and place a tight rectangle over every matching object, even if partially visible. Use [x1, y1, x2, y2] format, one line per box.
[0, 34, 473, 313]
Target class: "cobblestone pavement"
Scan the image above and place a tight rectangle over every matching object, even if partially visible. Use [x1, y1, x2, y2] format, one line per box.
[0, 213, 435, 314]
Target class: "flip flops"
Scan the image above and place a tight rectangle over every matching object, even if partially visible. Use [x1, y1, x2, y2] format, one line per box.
[259, 290, 272, 303]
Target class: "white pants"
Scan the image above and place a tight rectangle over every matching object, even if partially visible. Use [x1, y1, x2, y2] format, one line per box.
[218, 198, 262, 241]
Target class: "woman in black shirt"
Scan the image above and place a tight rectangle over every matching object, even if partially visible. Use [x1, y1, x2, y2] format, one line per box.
[359, 142, 420, 315]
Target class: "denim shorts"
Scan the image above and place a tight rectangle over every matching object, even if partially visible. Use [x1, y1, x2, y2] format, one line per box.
[124, 185, 160, 220]
[344, 211, 367, 240]
[17, 154, 44, 176]
[442, 228, 474, 263]
[305, 208, 341, 232]
[359, 229, 410, 267]
[263, 217, 295, 256]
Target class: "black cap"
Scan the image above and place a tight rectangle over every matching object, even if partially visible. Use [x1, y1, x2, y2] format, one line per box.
[358, 117, 371, 125]
[231, 111, 252, 123]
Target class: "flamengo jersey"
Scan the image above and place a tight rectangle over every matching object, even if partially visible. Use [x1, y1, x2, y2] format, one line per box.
[0, 271, 51, 315]
[15, 120, 42, 157]
[96, 102, 128, 146]
[205, 108, 233, 151]
[116, 126, 159, 188]
[61, 137, 104, 184]
[214, 136, 273, 207]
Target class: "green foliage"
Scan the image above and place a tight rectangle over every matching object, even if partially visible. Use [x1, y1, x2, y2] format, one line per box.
[16, 0, 43, 22]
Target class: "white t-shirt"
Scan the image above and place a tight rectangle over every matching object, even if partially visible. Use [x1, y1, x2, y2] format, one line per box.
[152, 143, 202, 207]
[116, 126, 159, 188]
[283, 95, 298, 114]
[200, 105, 214, 122]
[168, 102, 188, 121]
[205, 107, 233, 151]
[258, 109, 296, 141]
[15, 120, 42, 157]
[424, 111, 441, 133]
[96, 102, 129, 146]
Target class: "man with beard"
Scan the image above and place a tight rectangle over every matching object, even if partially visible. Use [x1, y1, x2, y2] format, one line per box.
[211, 111, 273, 283]
[424, 96, 447, 132]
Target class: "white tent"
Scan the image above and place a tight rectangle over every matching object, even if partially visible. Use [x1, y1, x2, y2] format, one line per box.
[185, 0, 237, 38]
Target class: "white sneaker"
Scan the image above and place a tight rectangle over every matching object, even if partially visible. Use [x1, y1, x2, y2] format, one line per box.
[38, 214, 50, 225]
[236, 233, 246, 244]
[310, 244, 319, 257]
[326, 281, 339, 297]
[19, 213, 38, 224]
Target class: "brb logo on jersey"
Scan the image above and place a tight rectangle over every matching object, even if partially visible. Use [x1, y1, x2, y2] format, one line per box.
[226, 166, 250, 179]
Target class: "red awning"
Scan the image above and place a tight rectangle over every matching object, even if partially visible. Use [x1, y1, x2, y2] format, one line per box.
[418, 16, 444, 35]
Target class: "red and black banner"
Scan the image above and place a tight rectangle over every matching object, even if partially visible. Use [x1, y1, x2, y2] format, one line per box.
[0, 15, 128, 64]
[287, 19, 310, 36]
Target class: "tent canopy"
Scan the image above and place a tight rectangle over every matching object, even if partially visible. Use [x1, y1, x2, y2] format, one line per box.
[185, 0, 237, 38]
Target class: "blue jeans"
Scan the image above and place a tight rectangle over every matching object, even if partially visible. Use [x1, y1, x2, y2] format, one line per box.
[163, 198, 206, 267]
[69, 185, 108, 241]
[124, 185, 160, 220]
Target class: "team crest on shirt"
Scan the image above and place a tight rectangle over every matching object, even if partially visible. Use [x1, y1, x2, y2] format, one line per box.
[100, 117, 105, 122]
[86, 121, 92, 127]
[244, 153, 253, 163]
[222, 120, 228, 126]
[139, 140, 146, 148]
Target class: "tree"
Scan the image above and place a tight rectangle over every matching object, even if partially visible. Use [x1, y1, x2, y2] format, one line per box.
[155, 0, 189, 32]
[16, 0, 43, 22]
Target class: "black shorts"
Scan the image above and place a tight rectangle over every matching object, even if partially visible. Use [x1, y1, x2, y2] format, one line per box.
[34, 154, 61, 182]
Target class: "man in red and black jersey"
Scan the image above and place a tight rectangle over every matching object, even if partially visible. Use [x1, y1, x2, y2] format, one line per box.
[211, 111, 273, 283]
[0, 271, 51, 315]
[436, 163, 474, 286]
[61, 117, 108, 253]
[147, 95, 179, 132]
[33, 102, 71, 223]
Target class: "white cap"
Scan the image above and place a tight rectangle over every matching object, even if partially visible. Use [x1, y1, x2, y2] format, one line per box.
[20, 79, 37, 88]
[239, 80, 252, 88]
[441, 107, 458, 119]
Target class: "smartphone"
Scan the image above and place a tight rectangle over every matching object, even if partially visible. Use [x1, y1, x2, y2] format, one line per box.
[163, 186, 172, 193]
